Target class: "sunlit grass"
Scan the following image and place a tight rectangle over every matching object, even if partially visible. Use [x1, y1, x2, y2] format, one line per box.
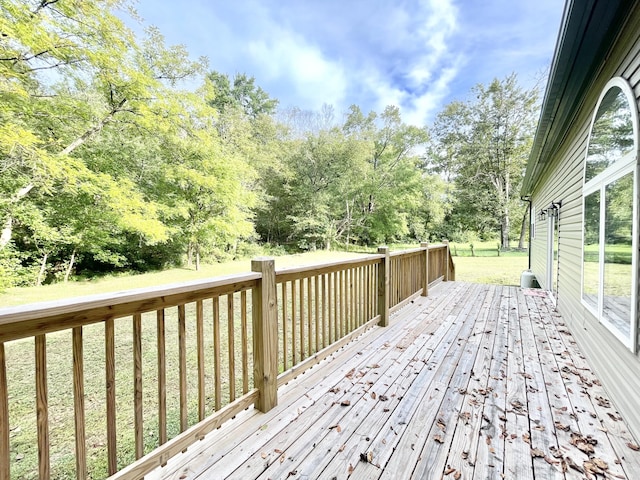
[0, 250, 368, 308]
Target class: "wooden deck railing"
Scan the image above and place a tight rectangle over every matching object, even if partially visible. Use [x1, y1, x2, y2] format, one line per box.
[0, 244, 454, 480]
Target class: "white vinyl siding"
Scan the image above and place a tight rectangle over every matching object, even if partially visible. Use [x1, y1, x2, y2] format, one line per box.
[529, 6, 640, 439]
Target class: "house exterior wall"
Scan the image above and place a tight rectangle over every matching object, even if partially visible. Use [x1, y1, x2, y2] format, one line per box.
[529, 8, 640, 439]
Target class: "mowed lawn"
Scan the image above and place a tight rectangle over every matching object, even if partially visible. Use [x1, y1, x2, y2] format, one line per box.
[0, 247, 529, 307]
[453, 254, 528, 285]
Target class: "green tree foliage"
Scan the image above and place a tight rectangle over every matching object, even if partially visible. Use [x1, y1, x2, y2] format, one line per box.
[1, 0, 536, 291]
[255, 105, 432, 249]
[0, 0, 259, 286]
[427, 74, 538, 247]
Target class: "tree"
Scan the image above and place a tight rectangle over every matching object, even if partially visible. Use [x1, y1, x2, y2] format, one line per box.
[427, 74, 538, 247]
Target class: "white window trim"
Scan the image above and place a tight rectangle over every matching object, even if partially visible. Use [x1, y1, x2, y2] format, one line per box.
[580, 77, 639, 352]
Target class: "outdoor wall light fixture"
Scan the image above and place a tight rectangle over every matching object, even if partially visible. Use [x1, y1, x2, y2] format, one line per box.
[547, 200, 562, 218]
[538, 209, 547, 221]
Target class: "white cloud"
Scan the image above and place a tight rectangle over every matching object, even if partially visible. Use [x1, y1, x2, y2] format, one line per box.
[131, 0, 562, 125]
[246, 28, 348, 111]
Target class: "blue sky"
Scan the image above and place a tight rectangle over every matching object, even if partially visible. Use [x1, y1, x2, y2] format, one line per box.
[131, 0, 564, 125]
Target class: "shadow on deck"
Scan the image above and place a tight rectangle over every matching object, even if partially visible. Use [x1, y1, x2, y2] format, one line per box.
[151, 281, 640, 479]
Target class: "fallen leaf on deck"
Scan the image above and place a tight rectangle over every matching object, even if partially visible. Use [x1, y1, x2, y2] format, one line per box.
[531, 448, 545, 458]
[260, 424, 268, 431]
[261, 452, 268, 459]
[434, 434, 444, 443]
[454, 471, 461, 480]
[444, 467, 455, 474]
[341, 400, 351, 406]
[436, 418, 446, 431]
[591, 458, 608, 470]
[627, 442, 640, 451]
[360, 451, 373, 463]
[371, 392, 377, 400]
[348, 463, 354, 474]
[379, 395, 389, 401]
[565, 456, 584, 473]
[522, 433, 530, 444]
[339, 444, 346, 452]
[280, 454, 286, 464]
[275, 448, 283, 453]
[554, 421, 570, 432]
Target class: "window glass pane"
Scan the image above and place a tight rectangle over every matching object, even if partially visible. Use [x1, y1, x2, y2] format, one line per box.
[583, 190, 600, 310]
[603, 172, 634, 336]
[585, 86, 634, 182]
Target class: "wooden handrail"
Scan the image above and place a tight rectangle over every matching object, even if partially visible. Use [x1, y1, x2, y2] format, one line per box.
[0, 244, 454, 479]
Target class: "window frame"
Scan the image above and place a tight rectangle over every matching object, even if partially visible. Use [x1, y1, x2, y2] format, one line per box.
[581, 77, 639, 351]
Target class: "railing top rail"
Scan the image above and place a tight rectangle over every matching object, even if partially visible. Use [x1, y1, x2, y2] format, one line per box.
[389, 247, 424, 257]
[275, 254, 383, 283]
[0, 272, 262, 342]
[427, 243, 448, 250]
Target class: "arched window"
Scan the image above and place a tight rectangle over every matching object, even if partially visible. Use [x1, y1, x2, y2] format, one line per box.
[582, 77, 639, 350]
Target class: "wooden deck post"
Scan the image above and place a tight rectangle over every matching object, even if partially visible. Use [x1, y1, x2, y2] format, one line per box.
[420, 242, 429, 296]
[443, 240, 450, 282]
[377, 246, 390, 327]
[252, 257, 278, 412]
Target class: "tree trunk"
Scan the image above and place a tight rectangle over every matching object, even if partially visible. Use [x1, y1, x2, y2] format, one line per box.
[0, 217, 12, 249]
[1, 184, 35, 249]
[195, 243, 200, 271]
[502, 172, 511, 249]
[36, 252, 48, 286]
[187, 243, 193, 268]
[60, 99, 127, 156]
[501, 212, 510, 249]
[518, 208, 528, 250]
[64, 249, 76, 282]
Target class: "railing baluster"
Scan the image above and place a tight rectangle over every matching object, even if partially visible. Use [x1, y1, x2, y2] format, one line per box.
[157, 310, 167, 446]
[307, 275, 312, 355]
[281, 283, 288, 371]
[330, 272, 336, 343]
[35, 335, 49, 480]
[241, 290, 249, 394]
[300, 278, 305, 360]
[105, 318, 117, 475]
[340, 269, 345, 338]
[178, 305, 187, 432]
[72, 327, 87, 479]
[321, 274, 327, 348]
[314, 275, 319, 353]
[292, 281, 298, 365]
[196, 300, 205, 421]
[227, 293, 235, 403]
[0, 342, 11, 480]
[350, 268, 355, 331]
[0, 343, 8, 480]
[213, 297, 221, 411]
[133, 313, 143, 459]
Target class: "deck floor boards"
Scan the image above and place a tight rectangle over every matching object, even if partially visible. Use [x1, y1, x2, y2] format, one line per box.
[150, 282, 640, 480]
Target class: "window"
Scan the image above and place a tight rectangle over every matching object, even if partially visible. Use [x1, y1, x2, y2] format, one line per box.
[582, 78, 638, 349]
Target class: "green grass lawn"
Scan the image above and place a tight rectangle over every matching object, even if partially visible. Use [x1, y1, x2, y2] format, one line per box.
[0, 250, 369, 308]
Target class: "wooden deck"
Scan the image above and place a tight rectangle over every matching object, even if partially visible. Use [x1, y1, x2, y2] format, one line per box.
[149, 281, 640, 479]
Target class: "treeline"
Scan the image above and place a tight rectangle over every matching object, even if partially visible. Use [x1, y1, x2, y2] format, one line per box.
[0, 0, 539, 289]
